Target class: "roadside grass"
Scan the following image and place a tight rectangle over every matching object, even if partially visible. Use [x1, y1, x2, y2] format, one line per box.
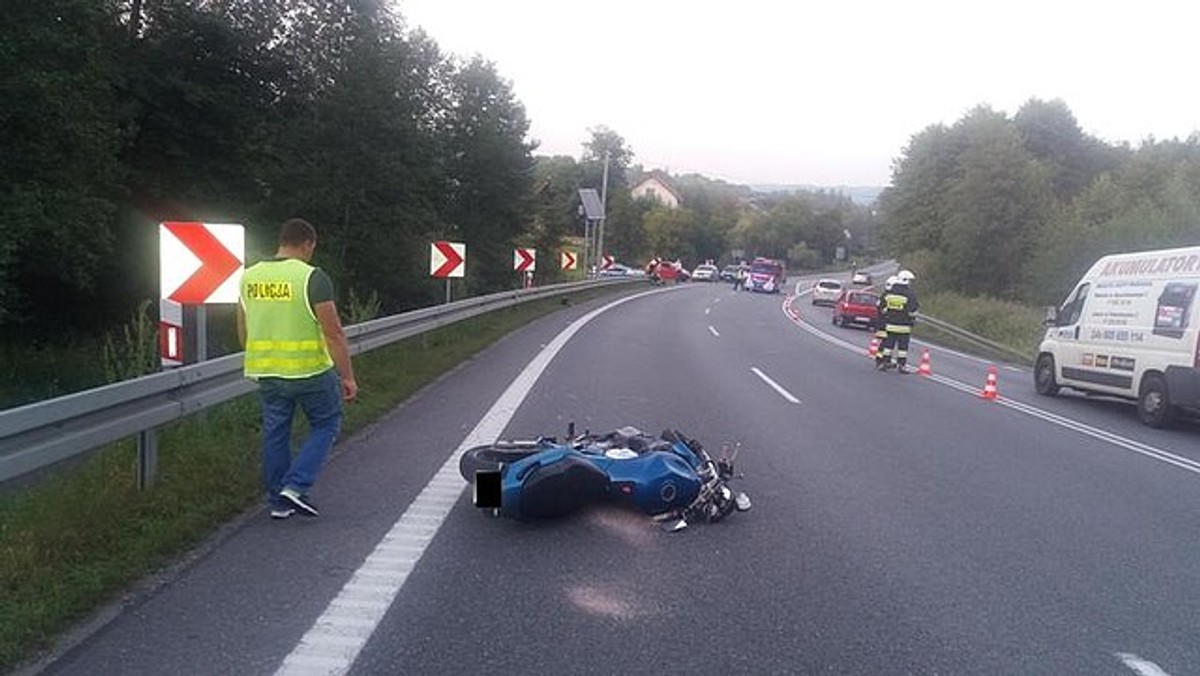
[0, 286, 627, 673]
[915, 291, 1046, 366]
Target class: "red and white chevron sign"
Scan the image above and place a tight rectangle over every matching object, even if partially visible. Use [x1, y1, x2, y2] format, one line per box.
[514, 248, 536, 272]
[159, 222, 244, 304]
[430, 241, 466, 278]
[601, 255, 615, 271]
[560, 251, 577, 271]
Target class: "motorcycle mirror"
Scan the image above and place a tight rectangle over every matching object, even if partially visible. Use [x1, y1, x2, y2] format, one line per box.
[662, 518, 688, 533]
[721, 442, 742, 462]
[735, 492, 752, 512]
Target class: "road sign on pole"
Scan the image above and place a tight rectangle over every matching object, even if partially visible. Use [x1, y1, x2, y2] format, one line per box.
[560, 251, 577, 271]
[601, 255, 615, 271]
[159, 222, 244, 304]
[430, 241, 466, 278]
[514, 248, 536, 272]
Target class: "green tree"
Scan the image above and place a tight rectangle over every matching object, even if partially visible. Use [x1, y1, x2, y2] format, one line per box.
[440, 57, 536, 293]
[0, 0, 123, 331]
[1014, 97, 1118, 201]
[939, 106, 1053, 297]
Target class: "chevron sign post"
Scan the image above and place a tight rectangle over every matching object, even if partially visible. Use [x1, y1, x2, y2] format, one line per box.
[430, 241, 466, 278]
[159, 222, 245, 365]
[431, 241, 466, 303]
[160, 222, 244, 304]
[560, 251, 577, 271]
[514, 248, 536, 272]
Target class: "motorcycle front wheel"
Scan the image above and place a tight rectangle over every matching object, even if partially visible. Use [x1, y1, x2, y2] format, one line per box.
[458, 442, 541, 483]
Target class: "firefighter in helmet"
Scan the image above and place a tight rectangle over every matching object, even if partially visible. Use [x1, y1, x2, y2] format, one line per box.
[870, 276, 895, 365]
[876, 269, 919, 372]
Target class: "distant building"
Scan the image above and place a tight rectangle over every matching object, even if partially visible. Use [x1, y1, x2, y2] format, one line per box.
[631, 170, 682, 209]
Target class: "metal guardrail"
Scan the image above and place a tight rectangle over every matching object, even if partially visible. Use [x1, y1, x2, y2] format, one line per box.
[916, 312, 1034, 365]
[0, 278, 635, 485]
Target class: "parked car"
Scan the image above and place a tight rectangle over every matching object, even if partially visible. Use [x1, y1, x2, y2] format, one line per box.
[692, 264, 719, 282]
[851, 270, 873, 285]
[720, 264, 741, 282]
[811, 278, 843, 305]
[599, 264, 633, 277]
[832, 289, 879, 329]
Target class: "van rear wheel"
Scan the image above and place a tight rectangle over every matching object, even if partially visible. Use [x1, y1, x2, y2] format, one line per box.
[1137, 373, 1176, 428]
[1034, 354, 1059, 396]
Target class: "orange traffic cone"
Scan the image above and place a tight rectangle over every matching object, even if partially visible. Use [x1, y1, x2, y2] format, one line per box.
[917, 349, 932, 376]
[868, 337, 879, 358]
[980, 365, 999, 400]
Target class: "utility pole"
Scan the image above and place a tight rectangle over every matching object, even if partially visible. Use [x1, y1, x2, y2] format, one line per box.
[597, 150, 610, 272]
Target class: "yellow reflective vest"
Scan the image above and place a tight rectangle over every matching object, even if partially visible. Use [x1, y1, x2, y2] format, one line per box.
[240, 259, 333, 378]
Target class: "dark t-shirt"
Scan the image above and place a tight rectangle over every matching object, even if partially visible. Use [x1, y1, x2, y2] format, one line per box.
[271, 257, 333, 308]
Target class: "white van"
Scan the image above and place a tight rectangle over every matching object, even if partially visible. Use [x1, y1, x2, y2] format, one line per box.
[1036, 245, 1200, 426]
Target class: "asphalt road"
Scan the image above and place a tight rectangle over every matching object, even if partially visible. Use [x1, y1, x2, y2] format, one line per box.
[34, 274, 1200, 676]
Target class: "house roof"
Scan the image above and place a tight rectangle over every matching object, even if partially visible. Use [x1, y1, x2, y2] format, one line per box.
[632, 170, 683, 202]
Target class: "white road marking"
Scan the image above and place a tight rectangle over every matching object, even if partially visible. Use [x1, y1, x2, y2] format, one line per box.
[708, 325, 720, 337]
[781, 297, 1200, 478]
[705, 307, 711, 315]
[275, 289, 662, 676]
[1116, 652, 1174, 676]
[751, 367, 801, 404]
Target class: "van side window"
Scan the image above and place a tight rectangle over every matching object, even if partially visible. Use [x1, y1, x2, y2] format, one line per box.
[1059, 283, 1090, 326]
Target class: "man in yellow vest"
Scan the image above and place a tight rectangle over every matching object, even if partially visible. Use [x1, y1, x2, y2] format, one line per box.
[237, 218, 357, 519]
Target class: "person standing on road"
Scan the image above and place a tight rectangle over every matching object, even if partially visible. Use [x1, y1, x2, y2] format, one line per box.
[733, 263, 747, 291]
[237, 218, 358, 519]
[876, 269, 919, 373]
[871, 276, 895, 367]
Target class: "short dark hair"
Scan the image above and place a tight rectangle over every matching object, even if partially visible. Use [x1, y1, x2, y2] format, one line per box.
[278, 218, 316, 247]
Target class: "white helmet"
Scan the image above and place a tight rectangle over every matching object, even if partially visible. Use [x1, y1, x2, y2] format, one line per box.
[884, 275, 899, 290]
[896, 269, 915, 284]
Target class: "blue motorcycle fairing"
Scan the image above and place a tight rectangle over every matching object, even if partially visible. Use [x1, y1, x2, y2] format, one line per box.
[496, 438, 705, 520]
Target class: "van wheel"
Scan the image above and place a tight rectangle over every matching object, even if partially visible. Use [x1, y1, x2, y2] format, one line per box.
[832, 314, 840, 326]
[1137, 373, 1176, 428]
[1034, 354, 1059, 396]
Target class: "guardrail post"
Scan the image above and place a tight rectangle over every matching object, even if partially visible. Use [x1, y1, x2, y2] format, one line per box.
[137, 429, 158, 490]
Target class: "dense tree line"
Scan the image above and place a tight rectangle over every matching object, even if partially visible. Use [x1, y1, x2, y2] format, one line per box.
[878, 98, 1200, 305]
[2, 0, 879, 352]
[1, 0, 534, 340]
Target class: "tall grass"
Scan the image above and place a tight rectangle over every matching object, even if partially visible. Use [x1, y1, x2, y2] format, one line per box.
[0, 286, 627, 673]
[101, 300, 159, 384]
[917, 291, 1046, 363]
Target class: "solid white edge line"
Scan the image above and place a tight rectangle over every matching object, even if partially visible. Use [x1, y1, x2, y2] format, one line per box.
[274, 288, 665, 676]
[1116, 652, 1174, 676]
[781, 295, 1200, 478]
[750, 367, 801, 404]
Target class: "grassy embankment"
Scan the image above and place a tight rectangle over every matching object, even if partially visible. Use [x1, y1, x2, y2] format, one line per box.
[915, 291, 1047, 367]
[0, 285, 628, 673]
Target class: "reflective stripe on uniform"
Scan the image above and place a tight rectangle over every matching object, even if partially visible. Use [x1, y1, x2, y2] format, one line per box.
[246, 340, 324, 352]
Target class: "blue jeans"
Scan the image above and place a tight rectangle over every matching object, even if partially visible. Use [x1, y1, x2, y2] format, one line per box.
[258, 369, 342, 506]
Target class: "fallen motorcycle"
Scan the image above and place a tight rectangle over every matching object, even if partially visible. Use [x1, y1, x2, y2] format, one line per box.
[458, 425, 751, 531]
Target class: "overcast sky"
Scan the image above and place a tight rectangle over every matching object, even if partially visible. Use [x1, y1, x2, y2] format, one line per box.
[396, 0, 1198, 188]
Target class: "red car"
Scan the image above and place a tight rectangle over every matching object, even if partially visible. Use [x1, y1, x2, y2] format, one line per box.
[831, 289, 879, 329]
[649, 260, 690, 284]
